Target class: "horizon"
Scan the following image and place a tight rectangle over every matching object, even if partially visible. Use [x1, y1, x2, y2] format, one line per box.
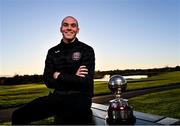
[1, 0, 180, 76]
[1, 65, 179, 77]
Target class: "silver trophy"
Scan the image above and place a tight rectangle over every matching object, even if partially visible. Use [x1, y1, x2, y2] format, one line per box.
[106, 75, 136, 124]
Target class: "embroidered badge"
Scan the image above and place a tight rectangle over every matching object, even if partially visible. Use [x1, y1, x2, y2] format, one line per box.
[72, 52, 81, 61]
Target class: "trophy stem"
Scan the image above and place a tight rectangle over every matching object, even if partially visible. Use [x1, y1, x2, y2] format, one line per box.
[115, 87, 122, 99]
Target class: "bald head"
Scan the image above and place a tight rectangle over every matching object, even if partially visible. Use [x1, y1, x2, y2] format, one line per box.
[61, 16, 79, 28]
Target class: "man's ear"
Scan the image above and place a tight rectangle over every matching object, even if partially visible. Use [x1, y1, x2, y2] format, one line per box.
[77, 28, 80, 34]
[60, 27, 62, 33]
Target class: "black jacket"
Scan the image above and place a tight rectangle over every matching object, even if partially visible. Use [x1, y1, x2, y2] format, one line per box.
[43, 38, 95, 97]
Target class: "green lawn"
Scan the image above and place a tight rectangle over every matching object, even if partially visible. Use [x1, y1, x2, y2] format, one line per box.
[0, 71, 180, 109]
[0, 71, 180, 124]
[129, 88, 180, 119]
[0, 84, 50, 108]
[127, 71, 180, 90]
[94, 71, 180, 94]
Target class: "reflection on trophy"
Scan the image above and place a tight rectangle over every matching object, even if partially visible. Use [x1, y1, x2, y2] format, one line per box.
[106, 75, 136, 124]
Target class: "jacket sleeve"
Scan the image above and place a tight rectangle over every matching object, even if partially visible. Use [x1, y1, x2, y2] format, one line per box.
[43, 50, 59, 89]
[57, 46, 95, 93]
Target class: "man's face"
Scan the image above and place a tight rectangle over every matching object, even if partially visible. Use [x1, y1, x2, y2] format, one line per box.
[60, 17, 79, 43]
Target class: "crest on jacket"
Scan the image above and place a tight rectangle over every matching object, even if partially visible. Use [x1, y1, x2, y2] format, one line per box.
[72, 52, 81, 61]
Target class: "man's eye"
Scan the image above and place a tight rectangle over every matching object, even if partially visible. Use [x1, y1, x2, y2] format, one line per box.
[63, 23, 68, 27]
[71, 24, 77, 27]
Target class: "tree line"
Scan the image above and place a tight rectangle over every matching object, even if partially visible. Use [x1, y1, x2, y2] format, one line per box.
[95, 66, 180, 78]
[0, 66, 179, 85]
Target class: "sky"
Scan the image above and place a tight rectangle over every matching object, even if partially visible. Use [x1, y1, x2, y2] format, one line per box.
[0, 0, 180, 76]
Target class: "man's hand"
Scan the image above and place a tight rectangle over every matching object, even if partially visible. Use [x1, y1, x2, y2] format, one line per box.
[76, 65, 88, 77]
[53, 72, 60, 79]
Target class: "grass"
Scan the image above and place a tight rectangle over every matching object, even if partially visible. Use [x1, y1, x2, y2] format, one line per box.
[0, 117, 55, 125]
[0, 84, 51, 109]
[127, 71, 180, 90]
[94, 81, 110, 95]
[129, 88, 180, 119]
[94, 71, 180, 94]
[0, 71, 180, 124]
[0, 71, 180, 109]
[2, 89, 179, 125]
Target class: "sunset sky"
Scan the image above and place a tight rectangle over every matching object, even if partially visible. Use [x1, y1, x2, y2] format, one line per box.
[1, 0, 179, 76]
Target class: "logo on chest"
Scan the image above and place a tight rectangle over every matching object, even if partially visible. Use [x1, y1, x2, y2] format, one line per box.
[72, 52, 81, 61]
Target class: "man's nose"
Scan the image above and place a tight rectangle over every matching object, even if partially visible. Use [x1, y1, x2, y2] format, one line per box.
[67, 25, 72, 30]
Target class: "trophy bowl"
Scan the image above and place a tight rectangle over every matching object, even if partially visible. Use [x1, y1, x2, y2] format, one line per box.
[108, 75, 127, 94]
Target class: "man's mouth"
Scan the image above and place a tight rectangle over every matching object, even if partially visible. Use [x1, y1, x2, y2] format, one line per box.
[65, 32, 74, 35]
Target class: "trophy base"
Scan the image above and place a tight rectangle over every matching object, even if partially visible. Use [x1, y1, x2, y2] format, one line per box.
[106, 115, 136, 125]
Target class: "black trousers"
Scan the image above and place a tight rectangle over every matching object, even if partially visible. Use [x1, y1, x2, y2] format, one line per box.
[11, 92, 92, 125]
